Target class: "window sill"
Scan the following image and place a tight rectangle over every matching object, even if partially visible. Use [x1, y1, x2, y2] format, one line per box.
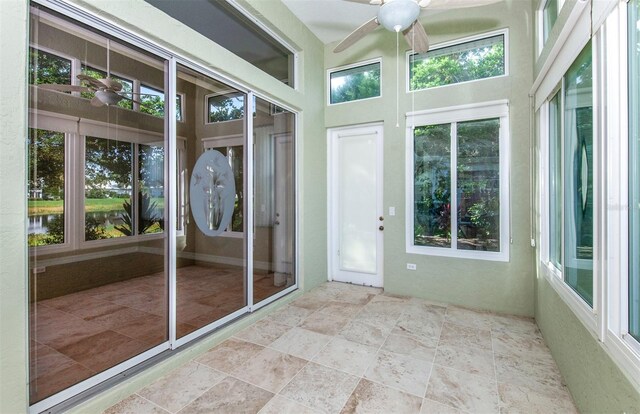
[407, 244, 509, 262]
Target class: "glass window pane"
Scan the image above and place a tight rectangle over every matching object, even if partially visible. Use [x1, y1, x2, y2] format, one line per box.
[564, 42, 593, 307]
[28, 128, 65, 246]
[549, 91, 562, 268]
[413, 124, 452, 248]
[139, 144, 165, 235]
[329, 62, 381, 104]
[457, 119, 501, 252]
[140, 84, 165, 117]
[29, 48, 72, 86]
[253, 97, 296, 303]
[543, 0, 559, 45]
[629, 0, 640, 340]
[84, 137, 133, 240]
[410, 34, 505, 91]
[208, 93, 245, 123]
[229, 145, 244, 232]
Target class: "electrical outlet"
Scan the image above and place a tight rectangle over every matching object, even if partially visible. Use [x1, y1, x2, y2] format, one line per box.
[406, 263, 416, 270]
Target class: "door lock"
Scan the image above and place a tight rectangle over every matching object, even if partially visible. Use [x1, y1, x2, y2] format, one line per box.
[379, 225, 384, 231]
[379, 216, 384, 221]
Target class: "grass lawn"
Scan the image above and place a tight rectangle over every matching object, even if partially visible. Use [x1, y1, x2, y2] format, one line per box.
[29, 197, 165, 215]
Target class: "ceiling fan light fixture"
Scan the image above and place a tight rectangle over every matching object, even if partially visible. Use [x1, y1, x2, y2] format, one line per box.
[377, 0, 420, 32]
[95, 89, 123, 106]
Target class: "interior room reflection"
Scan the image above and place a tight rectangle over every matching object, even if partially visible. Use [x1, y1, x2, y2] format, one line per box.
[28, 6, 295, 405]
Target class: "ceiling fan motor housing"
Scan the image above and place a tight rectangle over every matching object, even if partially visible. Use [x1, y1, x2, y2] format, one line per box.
[377, 0, 421, 32]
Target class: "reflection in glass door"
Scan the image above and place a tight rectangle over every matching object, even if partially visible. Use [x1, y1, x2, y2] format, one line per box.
[174, 64, 248, 339]
[28, 5, 169, 405]
[253, 98, 296, 303]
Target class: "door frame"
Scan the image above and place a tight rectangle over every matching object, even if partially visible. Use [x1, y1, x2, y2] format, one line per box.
[327, 122, 384, 287]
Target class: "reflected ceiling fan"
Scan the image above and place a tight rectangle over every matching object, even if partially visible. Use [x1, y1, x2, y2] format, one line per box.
[37, 39, 150, 107]
[335, 0, 502, 53]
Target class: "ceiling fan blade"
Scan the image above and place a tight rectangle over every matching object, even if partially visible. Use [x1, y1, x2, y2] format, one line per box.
[90, 96, 105, 107]
[77, 74, 104, 88]
[422, 0, 502, 9]
[334, 17, 380, 53]
[38, 84, 91, 93]
[403, 21, 430, 53]
[99, 78, 123, 92]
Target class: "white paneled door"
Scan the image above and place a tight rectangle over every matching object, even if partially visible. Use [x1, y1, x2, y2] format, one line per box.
[329, 123, 383, 287]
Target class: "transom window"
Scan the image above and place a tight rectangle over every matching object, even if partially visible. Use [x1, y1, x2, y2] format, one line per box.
[328, 60, 381, 105]
[409, 31, 507, 91]
[407, 101, 510, 261]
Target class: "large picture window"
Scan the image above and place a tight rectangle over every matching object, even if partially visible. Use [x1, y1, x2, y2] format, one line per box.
[407, 101, 509, 261]
[409, 31, 506, 91]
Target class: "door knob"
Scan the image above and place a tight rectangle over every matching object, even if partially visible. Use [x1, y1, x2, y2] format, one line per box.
[379, 226, 384, 231]
[379, 216, 384, 221]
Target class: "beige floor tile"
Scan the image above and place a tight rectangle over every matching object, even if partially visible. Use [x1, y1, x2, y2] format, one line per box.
[269, 327, 332, 360]
[445, 306, 494, 330]
[380, 333, 437, 362]
[491, 330, 551, 360]
[339, 320, 391, 348]
[317, 301, 364, 318]
[498, 382, 578, 414]
[313, 337, 379, 377]
[494, 353, 565, 397]
[265, 305, 314, 327]
[291, 295, 333, 311]
[434, 343, 495, 378]
[279, 362, 359, 413]
[195, 338, 264, 374]
[299, 312, 351, 336]
[234, 318, 292, 346]
[352, 300, 405, 330]
[426, 365, 499, 413]
[491, 314, 540, 335]
[394, 304, 445, 340]
[364, 350, 432, 397]
[258, 395, 321, 414]
[341, 379, 423, 414]
[439, 322, 492, 350]
[138, 361, 225, 413]
[104, 394, 169, 414]
[231, 347, 308, 393]
[419, 398, 462, 414]
[179, 376, 273, 414]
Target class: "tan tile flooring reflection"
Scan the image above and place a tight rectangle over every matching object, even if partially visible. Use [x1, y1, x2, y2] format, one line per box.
[30, 265, 284, 403]
[105, 282, 578, 414]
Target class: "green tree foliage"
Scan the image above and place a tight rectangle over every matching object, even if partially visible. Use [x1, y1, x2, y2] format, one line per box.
[330, 66, 380, 104]
[85, 137, 133, 191]
[410, 40, 504, 90]
[140, 95, 165, 118]
[28, 129, 65, 200]
[29, 48, 71, 86]
[209, 96, 244, 122]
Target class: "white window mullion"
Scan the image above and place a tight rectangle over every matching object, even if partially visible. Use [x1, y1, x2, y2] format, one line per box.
[450, 122, 458, 250]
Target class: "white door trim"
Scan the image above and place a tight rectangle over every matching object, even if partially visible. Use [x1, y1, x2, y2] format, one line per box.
[327, 122, 384, 287]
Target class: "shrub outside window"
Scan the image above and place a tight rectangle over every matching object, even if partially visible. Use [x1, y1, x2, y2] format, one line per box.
[407, 101, 510, 261]
[328, 60, 381, 105]
[409, 31, 506, 91]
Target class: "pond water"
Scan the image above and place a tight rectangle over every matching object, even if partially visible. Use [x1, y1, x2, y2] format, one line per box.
[28, 210, 125, 234]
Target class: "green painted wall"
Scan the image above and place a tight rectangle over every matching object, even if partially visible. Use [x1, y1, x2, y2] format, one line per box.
[533, 0, 640, 411]
[0, 0, 325, 412]
[325, 0, 535, 316]
[0, 1, 29, 413]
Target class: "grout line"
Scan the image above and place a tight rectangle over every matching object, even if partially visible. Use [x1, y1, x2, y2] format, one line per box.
[134, 392, 172, 413]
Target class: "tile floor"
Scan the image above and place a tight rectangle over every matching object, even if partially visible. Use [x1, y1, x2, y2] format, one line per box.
[30, 264, 285, 403]
[104, 282, 577, 414]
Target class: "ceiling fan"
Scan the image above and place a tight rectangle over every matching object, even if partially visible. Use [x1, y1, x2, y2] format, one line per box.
[37, 39, 149, 108]
[334, 0, 502, 53]
[39, 74, 140, 107]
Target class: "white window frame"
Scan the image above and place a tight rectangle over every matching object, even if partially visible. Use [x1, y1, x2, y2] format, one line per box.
[406, 100, 510, 262]
[537, 1, 640, 392]
[326, 57, 382, 106]
[406, 28, 509, 93]
[536, 0, 565, 56]
[202, 135, 244, 238]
